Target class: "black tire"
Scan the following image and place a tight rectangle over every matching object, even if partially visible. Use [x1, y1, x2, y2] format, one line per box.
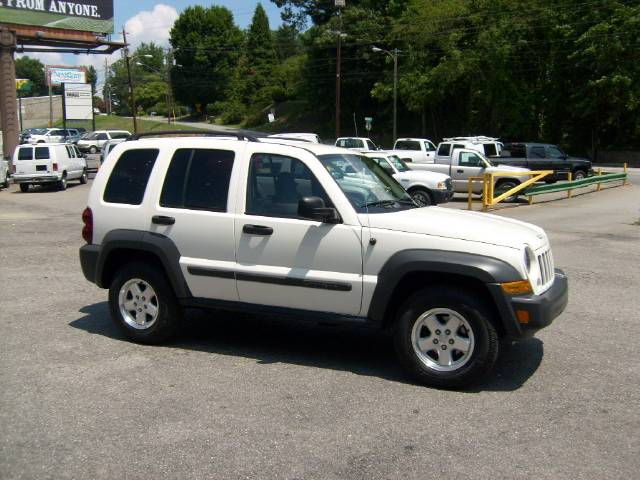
[494, 180, 519, 202]
[19, 183, 29, 193]
[393, 286, 499, 389]
[572, 169, 587, 180]
[409, 187, 433, 207]
[108, 262, 181, 344]
[79, 169, 88, 184]
[57, 174, 67, 191]
[89, 146, 98, 154]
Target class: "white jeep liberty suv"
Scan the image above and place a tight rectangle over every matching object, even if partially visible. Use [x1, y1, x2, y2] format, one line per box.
[79, 131, 568, 388]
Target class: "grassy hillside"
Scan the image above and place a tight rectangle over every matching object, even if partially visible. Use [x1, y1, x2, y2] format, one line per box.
[51, 116, 207, 133]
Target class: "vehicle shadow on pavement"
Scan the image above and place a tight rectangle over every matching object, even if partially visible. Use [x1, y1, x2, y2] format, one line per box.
[70, 302, 543, 392]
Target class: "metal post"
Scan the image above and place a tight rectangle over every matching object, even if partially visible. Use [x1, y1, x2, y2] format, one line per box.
[166, 49, 172, 124]
[393, 48, 398, 142]
[623, 163, 629, 186]
[18, 96, 23, 131]
[91, 83, 96, 131]
[335, 10, 343, 139]
[0, 27, 19, 161]
[597, 168, 602, 191]
[567, 172, 573, 198]
[62, 83, 67, 135]
[123, 28, 138, 134]
[48, 71, 53, 127]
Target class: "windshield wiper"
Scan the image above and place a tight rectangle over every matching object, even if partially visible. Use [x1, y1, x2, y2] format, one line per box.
[361, 199, 416, 209]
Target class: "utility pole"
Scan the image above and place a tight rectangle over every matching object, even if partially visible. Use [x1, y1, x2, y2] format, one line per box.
[104, 57, 110, 115]
[165, 49, 173, 124]
[335, 1, 345, 139]
[48, 68, 53, 127]
[392, 47, 398, 142]
[122, 28, 138, 134]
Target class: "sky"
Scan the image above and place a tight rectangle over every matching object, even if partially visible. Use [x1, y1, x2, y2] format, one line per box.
[18, 1, 284, 90]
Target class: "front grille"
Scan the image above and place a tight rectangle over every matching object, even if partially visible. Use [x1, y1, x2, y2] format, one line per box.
[537, 249, 554, 286]
[445, 178, 453, 189]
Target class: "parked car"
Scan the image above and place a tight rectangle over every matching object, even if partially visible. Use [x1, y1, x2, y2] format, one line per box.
[388, 138, 437, 163]
[26, 128, 80, 144]
[494, 143, 593, 181]
[77, 130, 131, 154]
[100, 139, 127, 164]
[0, 158, 9, 189]
[268, 133, 322, 143]
[436, 136, 504, 161]
[360, 151, 453, 206]
[79, 133, 567, 388]
[409, 148, 530, 201]
[20, 128, 45, 144]
[12, 143, 87, 192]
[335, 137, 380, 151]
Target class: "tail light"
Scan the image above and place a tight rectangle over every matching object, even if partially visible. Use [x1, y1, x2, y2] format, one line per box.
[82, 207, 93, 244]
[52, 163, 59, 171]
[11, 164, 16, 173]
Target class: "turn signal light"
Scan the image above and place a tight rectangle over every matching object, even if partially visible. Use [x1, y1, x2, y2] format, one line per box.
[501, 280, 533, 295]
[516, 310, 530, 324]
[82, 207, 93, 244]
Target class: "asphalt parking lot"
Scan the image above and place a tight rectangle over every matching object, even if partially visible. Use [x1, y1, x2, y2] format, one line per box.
[1, 171, 639, 479]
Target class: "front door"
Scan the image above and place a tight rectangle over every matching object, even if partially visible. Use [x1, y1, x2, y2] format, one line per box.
[454, 150, 485, 192]
[234, 151, 363, 316]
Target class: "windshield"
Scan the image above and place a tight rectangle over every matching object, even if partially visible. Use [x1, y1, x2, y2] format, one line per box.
[84, 132, 99, 140]
[387, 155, 410, 172]
[317, 153, 416, 213]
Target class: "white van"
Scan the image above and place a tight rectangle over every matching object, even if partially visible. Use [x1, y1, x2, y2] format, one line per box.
[12, 143, 88, 192]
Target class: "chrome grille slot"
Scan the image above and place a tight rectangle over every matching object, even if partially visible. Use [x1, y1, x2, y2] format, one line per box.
[537, 249, 554, 288]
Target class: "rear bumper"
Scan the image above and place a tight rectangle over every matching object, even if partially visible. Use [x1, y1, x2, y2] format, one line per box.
[489, 269, 569, 339]
[12, 173, 61, 183]
[79, 244, 101, 285]
[77, 144, 97, 152]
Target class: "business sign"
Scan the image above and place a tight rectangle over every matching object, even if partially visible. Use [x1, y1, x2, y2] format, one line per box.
[16, 78, 33, 93]
[47, 67, 86, 86]
[64, 83, 92, 121]
[0, 1, 114, 34]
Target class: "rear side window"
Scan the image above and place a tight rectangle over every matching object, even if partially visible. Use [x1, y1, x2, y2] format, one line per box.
[35, 147, 50, 160]
[96, 133, 108, 140]
[18, 147, 33, 160]
[530, 146, 546, 158]
[395, 140, 420, 151]
[110, 132, 130, 139]
[437, 143, 451, 156]
[483, 144, 497, 156]
[160, 149, 235, 212]
[103, 149, 159, 205]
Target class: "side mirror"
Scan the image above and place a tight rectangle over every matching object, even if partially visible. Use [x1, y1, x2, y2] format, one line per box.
[298, 196, 340, 223]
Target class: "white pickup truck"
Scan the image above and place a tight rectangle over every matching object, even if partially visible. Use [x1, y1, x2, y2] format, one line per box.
[409, 148, 530, 201]
[388, 138, 437, 163]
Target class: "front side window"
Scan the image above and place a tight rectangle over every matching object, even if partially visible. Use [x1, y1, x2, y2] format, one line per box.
[395, 140, 420, 151]
[366, 140, 377, 150]
[35, 147, 50, 160]
[160, 149, 235, 211]
[530, 146, 546, 158]
[96, 133, 109, 141]
[387, 155, 410, 172]
[548, 146, 565, 159]
[318, 153, 415, 213]
[371, 157, 395, 174]
[459, 152, 483, 167]
[425, 141, 436, 152]
[246, 153, 333, 218]
[103, 149, 158, 205]
[18, 147, 33, 160]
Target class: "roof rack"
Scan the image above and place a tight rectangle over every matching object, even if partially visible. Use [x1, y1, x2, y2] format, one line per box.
[262, 135, 313, 143]
[127, 130, 260, 142]
[443, 136, 499, 142]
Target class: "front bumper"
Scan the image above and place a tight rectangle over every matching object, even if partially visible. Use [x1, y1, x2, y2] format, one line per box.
[489, 269, 568, 339]
[12, 173, 62, 184]
[431, 188, 455, 204]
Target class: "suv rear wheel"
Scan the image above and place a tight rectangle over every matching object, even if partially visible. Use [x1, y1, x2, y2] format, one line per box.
[79, 169, 88, 184]
[394, 286, 499, 388]
[57, 174, 67, 191]
[108, 262, 181, 344]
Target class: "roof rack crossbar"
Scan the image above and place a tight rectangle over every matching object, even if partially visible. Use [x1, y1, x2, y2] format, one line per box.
[127, 130, 260, 142]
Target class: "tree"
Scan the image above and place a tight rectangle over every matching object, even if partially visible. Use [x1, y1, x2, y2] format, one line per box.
[169, 5, 244, 115]
[86, 65, 97, 91]
[15, 57, 46, 97]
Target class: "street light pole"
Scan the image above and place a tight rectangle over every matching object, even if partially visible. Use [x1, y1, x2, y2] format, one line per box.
[335, 10, 343, 139]
[122, 28, 138, 134]
[372, 46, 401, 141]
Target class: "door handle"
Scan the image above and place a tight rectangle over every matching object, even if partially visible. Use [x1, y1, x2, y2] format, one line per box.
[243, 224, 273, 236]
[152, 215, 175, 225]
[457, 169, 464, 173]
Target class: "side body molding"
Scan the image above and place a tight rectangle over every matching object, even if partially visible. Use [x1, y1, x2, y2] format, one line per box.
[367, 249, 522, 324]
[96, 229, 191, 298]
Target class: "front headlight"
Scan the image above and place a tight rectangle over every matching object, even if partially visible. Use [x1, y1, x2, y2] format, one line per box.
[436, 181, 446, 189]
[524, 245, 534, 273]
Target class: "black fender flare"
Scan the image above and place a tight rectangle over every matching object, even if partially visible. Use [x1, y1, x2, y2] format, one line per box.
[95, 229, 191, 298]
[367, 249, 522, 335]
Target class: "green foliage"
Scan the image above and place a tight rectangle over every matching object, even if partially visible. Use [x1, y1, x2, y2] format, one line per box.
[15, 57, 46, 97]
[86, 65, 97, 90]
[169, 5, 244, 115]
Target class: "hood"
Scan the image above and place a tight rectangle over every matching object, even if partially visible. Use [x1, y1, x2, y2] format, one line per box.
[366, 206, 548, 250]
[395, 170, 450, 183]
[488, 164, 529, 173]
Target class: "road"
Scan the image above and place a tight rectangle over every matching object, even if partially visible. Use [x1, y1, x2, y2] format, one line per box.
[0, 173, 638, 479]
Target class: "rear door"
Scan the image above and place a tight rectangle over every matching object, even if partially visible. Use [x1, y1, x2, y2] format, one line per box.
[149, 145, 243, 301]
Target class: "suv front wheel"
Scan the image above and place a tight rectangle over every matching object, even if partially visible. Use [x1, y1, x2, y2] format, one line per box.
[394, 286, 499, 388]
[109, 262, 181, 344]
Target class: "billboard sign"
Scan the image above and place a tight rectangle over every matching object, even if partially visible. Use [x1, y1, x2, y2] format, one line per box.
[48, 67, 86, 86]
[0, 1, 114, 34]
[64, 83, 93, 121]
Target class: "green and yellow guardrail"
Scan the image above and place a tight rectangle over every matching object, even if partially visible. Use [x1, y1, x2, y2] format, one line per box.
[467, 164, 630, 211]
